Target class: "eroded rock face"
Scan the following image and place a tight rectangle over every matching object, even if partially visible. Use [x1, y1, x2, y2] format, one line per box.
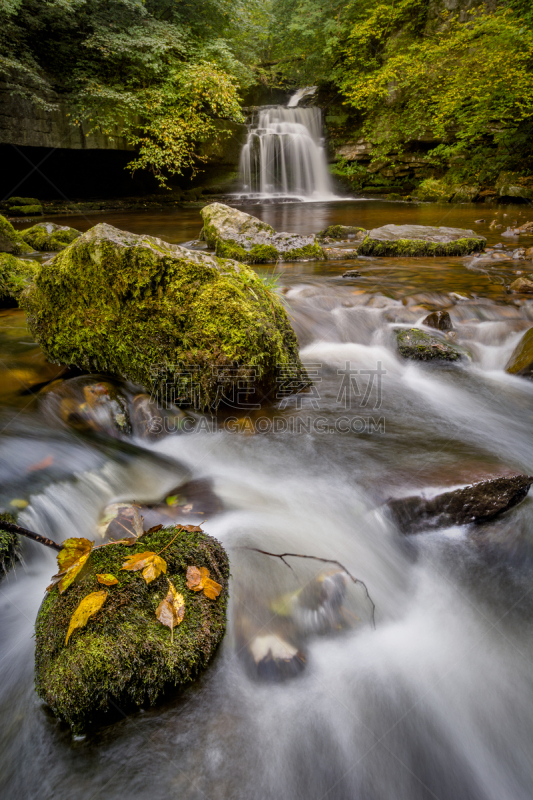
[395, 328, 463, 361]
[0, 252, 37, 307]
[35, 526, 229, 732]
[506, 327, 533, 379]
[21, 223, 309, 409]
[387, 474, 533, 533]
[358, 224, 486, 256]
[200, 202, 323, 263]
[21, 222, 80, 252]
[0, 215, 34, 255]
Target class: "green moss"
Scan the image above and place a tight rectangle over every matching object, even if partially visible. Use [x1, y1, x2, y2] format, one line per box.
[0, 513, 20, 577]
[35, 526, 229, 732]
[9, 205, 43, 216]
[412, 178, 454, 203]
[359, 236, 484, 257]
[395, 328, 462, 361]
[0, 253, 37, 307]
[505, 327, 533, 377]
[7, 196, 40, 207]
[21, 223, 81, 252]
[318, 225, 365, 240]
[21, 224, 308, 409]
[0, 215, 34, 255]
[215, 238, 321, 264]
[284, 242, 325, 260]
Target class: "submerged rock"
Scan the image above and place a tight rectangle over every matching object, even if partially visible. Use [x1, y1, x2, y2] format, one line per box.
[317, 225, 366, 241]
[387, 474, 533, 533]
[0, 215, 34, 255]
[0, 253, 37, 307]
[395, 328, 463, 361]
[21, 223, 308, 409]
[200, 202, 323, 263]
[35, 526, 229, 732]
[21, 222, 80, 252]
[505, 327, 533, 378]
[342, 268, 361, 278]
[510, 276, 533, 293]
[422, 310, 453, 331]
[358, 224, 486, 257]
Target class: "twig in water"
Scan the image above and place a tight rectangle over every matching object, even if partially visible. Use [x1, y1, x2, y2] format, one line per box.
[239, 546, 376, 629]
[0, 521, 62, 552]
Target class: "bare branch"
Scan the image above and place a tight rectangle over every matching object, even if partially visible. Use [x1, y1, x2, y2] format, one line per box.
[0, 521, 62, 552]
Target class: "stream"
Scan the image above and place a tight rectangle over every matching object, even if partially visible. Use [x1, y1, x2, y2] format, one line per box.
[2, 199, 533, 800]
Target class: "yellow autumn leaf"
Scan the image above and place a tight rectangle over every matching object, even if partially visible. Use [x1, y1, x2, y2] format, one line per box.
[96, 573, 119, 586]
[121, 551, 167, 584]
[186, 565, 222, 600]
[156, 580, 185, 643]
[47, 538, 94, 594]
[65, 590, 107, 644]
[203, 577, 222, 600]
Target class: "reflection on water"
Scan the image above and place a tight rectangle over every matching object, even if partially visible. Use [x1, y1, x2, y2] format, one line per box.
[2, 200, 533, 800]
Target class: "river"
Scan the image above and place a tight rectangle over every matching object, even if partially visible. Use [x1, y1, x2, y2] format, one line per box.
[1, 199, 533, 800]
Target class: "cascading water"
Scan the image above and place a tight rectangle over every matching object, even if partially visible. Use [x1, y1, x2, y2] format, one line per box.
[238, 89, 334, 200]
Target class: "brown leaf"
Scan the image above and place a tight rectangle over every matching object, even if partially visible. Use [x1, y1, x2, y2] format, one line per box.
[96, 573, 119, 586]
[27, 455, 54, 472]
[181, 524, 203, 532]
[65, 590, 107, 644]
[112, 537, 137, 546]
[146, 524, 163, 534]
[156, 580, 185, 642]
[186, 565, 222, 600]
[121, 551, 167, 584]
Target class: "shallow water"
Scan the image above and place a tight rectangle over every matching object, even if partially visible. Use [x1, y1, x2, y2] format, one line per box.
[2, 200, 533, 800]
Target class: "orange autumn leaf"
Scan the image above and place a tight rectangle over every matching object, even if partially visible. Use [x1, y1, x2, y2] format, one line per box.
[65, 590, 107, 644]
[27, 454, 54, 472]
[96, 573, 119, 586]
[156, 580, 185, 643]
[121, 551, 167, 584]
[186, 565, 221, 600]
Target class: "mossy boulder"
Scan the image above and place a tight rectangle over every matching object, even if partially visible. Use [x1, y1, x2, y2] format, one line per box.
[200, 202, 324, 263]
[358, 224, 486, 257]
[0, 513, 20, 577]
[395, 328, 463, 361]
[505, 327, 533, 379]
[0, 214, 34, 255]
[35, 526, 229, 732]
[21, 223, 308, 408]
[21, 222, 81, 252]
[6, 196, 40, 207]
[412, 179, 455, 203]
[317, 225, 366, 241]
[0, 252, 37, 307]
[9, 205, 43, 217]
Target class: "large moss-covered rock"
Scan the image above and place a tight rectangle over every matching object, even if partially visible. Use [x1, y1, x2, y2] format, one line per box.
[21, 223, 308, 408]
[21, 222, 81, 252]
[35, 526, 229, 732]
[0, 252, 37, 307]
[0, 214, 34, 255]
[200, 202, 324, 263]
[358, 224, 486, 256]
[395, 328, 463, 361]
[412, 179, 455, 203]
[505, 327, 533, 378]
[9, 205, 43, 217]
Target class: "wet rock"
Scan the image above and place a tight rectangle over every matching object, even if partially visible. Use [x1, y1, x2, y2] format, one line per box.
[317, 225, 366, 241]
[322, 246, 358, 260]
[0, 513, 20, 578]
[342, 269, 361, 278]
[0, 215, 34, 255]
[200, 202, 323, 263]
[358, 224, 486, 257]
[525, 247, 533, 259]
[451, 185, 480, 203]
[387, 474, 533, 533]
[40, 376, 132, 437]
[0, 253, 37, 307]
[422, 310, 453, 331]
[140, 478, 224, 528]
[35, 526, 229, 732]
[21, 222, 80, 252]
[475, 219, 486, 223]
[395, 328, 463, 361]
[505, 327, 533, 378]
[22, 223, 308, 409]
[237, 616, 307, 683]
[510, 277, 533, 293]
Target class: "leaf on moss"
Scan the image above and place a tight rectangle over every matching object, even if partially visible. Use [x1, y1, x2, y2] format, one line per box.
[47, 538, 94, 594]
[186, 565, 222, 599]
[96, 573, 119, 586]
[181, 524, 203, 532]
[121, 551, 167, 584]
[65, 590, 107, 644]
[156, 580, 185, 642]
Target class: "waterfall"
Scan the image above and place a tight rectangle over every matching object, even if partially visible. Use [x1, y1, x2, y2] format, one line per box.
[238, 90, 334, 201]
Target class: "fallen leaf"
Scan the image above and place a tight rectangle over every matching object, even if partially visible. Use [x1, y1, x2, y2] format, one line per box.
[156, 580, 185, 642]
[65, 590, 107, 644]
[50, 538, 94, 594]
[146, 524, 163, 534]
[9, 498, 28, 509]
[27, 455, 54, 472]
[96, 573, 119, 586]
[121, 551, 167, 584]
[181, 524, 203, 533]
[112, 537, 137, 546]
[186, 565, 221, 599]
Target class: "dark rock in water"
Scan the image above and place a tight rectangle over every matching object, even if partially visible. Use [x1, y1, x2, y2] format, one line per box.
[342, 269, 361, 278]
[236, 612, 307, 683]
[317, 225, 366, 241]
[395, 328, 463, 361]
[422, 310, 453, 331]
[40, 376, 132, 437]
[35, 526, 229, 732]
[505, 327, 533, 378]
[387, 474, 533, 533]
[358, 224, 486, 257]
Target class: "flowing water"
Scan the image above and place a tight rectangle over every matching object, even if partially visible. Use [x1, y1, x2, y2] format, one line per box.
[2, 199, 533, 800]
